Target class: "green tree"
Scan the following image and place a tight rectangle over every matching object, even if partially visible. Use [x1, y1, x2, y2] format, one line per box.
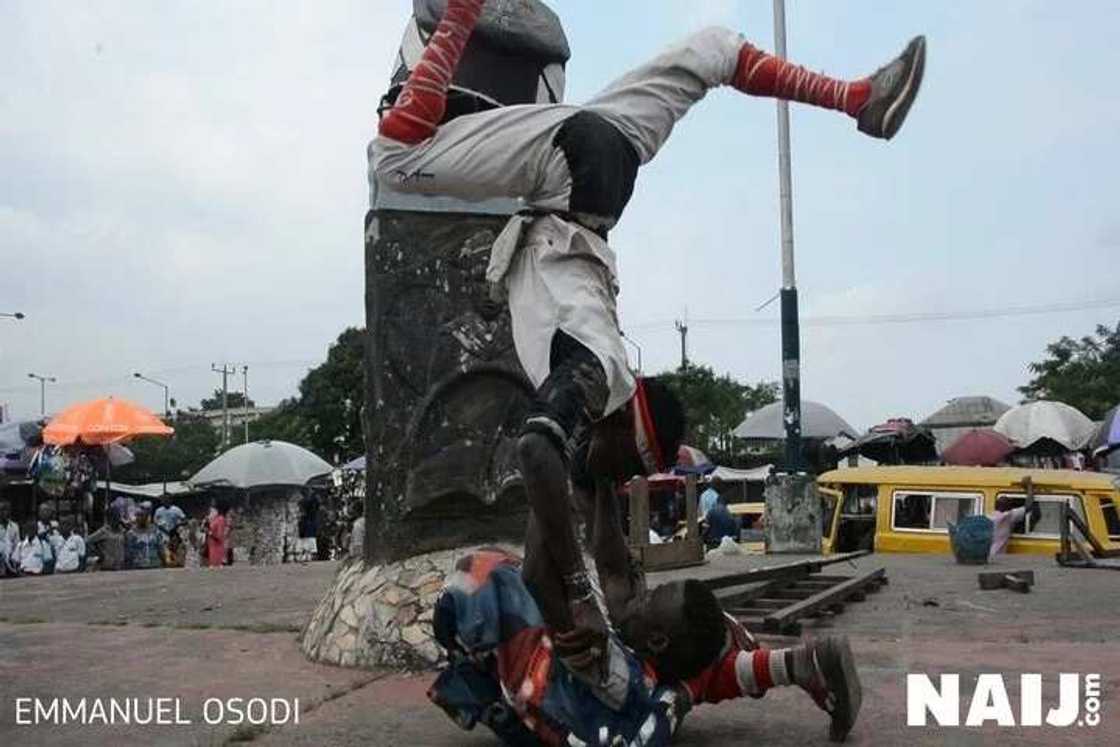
[658, 364, 779, 464]
[242, 328, 366, 463]
[200, 389, 255, 411]
[1018, 321, 1120, 419]
[117, 412, 221, 484]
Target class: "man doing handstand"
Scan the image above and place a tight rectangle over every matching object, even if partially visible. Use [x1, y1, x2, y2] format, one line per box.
[370, 0, 924, 693]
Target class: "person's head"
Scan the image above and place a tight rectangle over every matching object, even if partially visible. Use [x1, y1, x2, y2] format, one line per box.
[620, 579, 727, 682]
[587, 377, 686, 481]
[160, 494, 172, 508]
[60, 517, 74, 537]
[995, 496, 1014, 513]
[21, 521, 36, 541]
[215, 497, 231, 516]
[0, 500, 10, 523]
[38, 503, 54, 522]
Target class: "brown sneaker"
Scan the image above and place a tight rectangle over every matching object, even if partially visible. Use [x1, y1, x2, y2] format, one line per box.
[800, 636, 863, 742]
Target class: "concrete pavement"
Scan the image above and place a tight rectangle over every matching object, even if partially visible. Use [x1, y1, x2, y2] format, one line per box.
[2, 553, 1119, 745]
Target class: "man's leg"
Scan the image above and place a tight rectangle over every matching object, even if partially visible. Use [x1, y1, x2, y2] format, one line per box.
[371, 0, 573, 205]
[686, 636, 862, 743]
[584, 26, 924, 161]
[518, 333, 613, 652]
[378, 0, 485, 144]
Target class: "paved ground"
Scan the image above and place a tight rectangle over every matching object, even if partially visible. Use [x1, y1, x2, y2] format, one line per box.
[2, 553, 1119, 746]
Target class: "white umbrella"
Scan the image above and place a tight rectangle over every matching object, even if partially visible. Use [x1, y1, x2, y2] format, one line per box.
[993, 401, 1095, 452]
[734, 400, 858, 441]
[189, 440, 333, 489]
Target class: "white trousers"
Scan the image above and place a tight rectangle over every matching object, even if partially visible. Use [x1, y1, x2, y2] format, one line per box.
[368, 26, 745, 211]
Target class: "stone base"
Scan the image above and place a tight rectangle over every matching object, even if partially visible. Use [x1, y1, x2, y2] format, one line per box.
[763, 474, 822, 554]
[299, 544, 518, 670]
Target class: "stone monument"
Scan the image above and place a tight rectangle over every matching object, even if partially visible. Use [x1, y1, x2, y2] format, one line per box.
[301, 0, 569, 669]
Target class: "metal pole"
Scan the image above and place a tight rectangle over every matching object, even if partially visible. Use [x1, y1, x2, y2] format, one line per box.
[675, 320, 689, 369]
[773, 0, 802, 473]
[242, 365, 249, 444]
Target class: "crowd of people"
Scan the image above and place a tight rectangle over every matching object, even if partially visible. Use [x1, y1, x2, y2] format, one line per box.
[0, 494, 236, 577]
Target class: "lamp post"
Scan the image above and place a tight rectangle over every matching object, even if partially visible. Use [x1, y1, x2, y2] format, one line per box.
[27, 373, 56, 416]
[1, 312, 25, 320]
[134, 372, 171, 497]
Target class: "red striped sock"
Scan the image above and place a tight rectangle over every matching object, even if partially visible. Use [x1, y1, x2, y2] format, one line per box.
[378, 0, 485, 144]
[733, 42, 870, 117]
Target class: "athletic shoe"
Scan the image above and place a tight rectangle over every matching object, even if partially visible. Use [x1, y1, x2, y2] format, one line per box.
[857, 35, 926, 140]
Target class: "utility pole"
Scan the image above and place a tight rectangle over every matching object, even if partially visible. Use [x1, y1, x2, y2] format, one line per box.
[773, 0, 802, 473]
[211, 364, 236, 450]
[242, 365, 250, 443]
[674, 320, 689, 369]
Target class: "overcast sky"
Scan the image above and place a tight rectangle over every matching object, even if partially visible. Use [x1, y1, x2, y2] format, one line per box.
[2, 0, 1119, 432]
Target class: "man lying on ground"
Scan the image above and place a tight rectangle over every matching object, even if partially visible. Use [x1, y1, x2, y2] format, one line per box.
[429, 545, 862, 744]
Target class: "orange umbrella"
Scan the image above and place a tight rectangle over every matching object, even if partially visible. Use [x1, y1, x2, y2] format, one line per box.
[43, 396, 174, 446]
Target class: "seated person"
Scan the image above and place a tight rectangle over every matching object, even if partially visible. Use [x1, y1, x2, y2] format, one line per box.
[703, 496, 741, 548]
[54, 517, 86, 573]
[14, 521, 49, 576]
[430, 548, 861, 745]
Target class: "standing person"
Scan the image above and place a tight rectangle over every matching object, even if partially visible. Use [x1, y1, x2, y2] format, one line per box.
[295, 492, 319, 563]
[125, 504, 162, 570]
[699, 479, 722, 521]
[372, 0, 926, 666]
[0, 500, 20, 576]
[206, 500, 232, 568]
[54, 517, 86, 574]
[87, 510, 127, 571]
[14, 521, 48, 576]
[154, 495, 187, 567]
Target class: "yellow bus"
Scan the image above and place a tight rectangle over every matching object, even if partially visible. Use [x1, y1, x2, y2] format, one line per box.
[816, 466, 1120, 556]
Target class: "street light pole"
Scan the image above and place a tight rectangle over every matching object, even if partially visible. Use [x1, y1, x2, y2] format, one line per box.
[27, 372, 56, 416]
[134, 372, 171, 497]
[773, 0, 803, 473]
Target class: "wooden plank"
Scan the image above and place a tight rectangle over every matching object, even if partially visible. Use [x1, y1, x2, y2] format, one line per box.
[684, 474, 699, 539]
[640, 539, 704, 571]
[978, 570, 1035, 590]
[763, 568, 887, 633]
[702, 550, 870, 591]
[629, 477, 650, 550]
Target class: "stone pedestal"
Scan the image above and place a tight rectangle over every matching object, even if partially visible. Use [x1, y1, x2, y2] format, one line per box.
[299, 544, 518, 670]
[764, 474, 822, 553]
[364, 210, 535, 565]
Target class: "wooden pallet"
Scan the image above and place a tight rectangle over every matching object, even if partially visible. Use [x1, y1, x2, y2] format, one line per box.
[704, 554, 886, 635]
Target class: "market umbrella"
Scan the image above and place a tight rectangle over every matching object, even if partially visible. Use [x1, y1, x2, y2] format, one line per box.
[942, 428, 1015, 467]
[839, 418, 939, 465]
[341, 454, 367, 472]
[673, 444, 713, 475]
[43, 396, 173, 446]
[733, 400, 858, 441]
[189, 440, 333, 489]
[1086, 405, 1120, 457]
[993, 401, 1095, 453]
